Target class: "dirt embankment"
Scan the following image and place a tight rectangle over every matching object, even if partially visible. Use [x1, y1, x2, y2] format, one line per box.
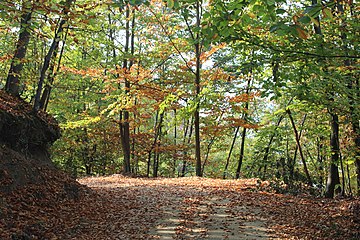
[0, 90, 88, 239]
[0, 90, 61, 191]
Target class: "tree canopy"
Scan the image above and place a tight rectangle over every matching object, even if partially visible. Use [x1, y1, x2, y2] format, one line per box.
[0, 0, 359, 198]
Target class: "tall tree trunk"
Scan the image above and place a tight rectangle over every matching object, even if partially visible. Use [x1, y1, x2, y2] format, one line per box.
[310, 0, 341, 197]
[182, 118, 193, 177]
[337, 2, 360, 196]
[236, 127, 247, 179]
[202, 137, 215, 176]
[236, 76, 252, 179]
[147, 151, 151, 177]
[325, 112, 341, 198]
[120, 4, 131, 173]
[262, 98, 293, 165]
[129, 8, 136, 173]
[153, 130, 162, 178]
[173, 109, 177, 177]
[223, 127, 239, 179]
[347, 164, 353, 197]
[317, 136, 325, 188]
[202, 113, 223, 176]
[288, 114, 307, 182]
[132, 98, 139, 175]
[194, 0, 202, 177]
[146, 110, 164, 177]
[339, 153, 346, 196]
[39, 28, 68, 110]
[152, 112, 164, 177]
[262, 115, 284, 168]
[287, 109, 312, 185]
[33, 0, 74, 111]
[353, 122, 360, 196]
[5, 1, 34, 97]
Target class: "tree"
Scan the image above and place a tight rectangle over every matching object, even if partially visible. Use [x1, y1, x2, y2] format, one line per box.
[5, 0, 35, 97]
[33, 0, 74, 111]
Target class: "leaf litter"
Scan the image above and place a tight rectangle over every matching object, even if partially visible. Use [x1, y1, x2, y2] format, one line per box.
[1, 175, 359, 239]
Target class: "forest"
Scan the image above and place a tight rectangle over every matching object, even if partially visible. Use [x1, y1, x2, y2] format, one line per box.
[1, 0, 359, 198]
[0, 0, 359, 238]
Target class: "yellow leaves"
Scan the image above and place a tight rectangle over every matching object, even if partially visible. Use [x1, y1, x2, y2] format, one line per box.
[61, 116, 101, 129]
[101, 94, 134, 117]
[248, 12, 256, 19]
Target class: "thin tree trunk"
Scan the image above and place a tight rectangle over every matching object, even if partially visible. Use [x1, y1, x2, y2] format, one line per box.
[202, 112, 224, 176]
[152, 112, 164, 177]
[223, 127, 239, 179]
[262, 115, 284, 168]
[317, 136, 325, 188]
[347, 164, 353, 197]
[325, 112, 341, 198]
[287, 109, 312, 185]
[339, 153, 346, 196]
[173, 109, 177, 177]
[147, 151, 151, 177]
[354, 124, 360, 196]
[131, 99, 139, 175]
[120, 4, 131, 173]
[289, 114, 307, 181]
[236, 76, 252, 179]
[201, 137, 215, 176]
[182, 118, 193, 177]
[153, 131, 162, 177]
[236, 127, 247, 179]
[180, 118, 190, 177]
[6, 1, 34, 97]
[260, 99, 294, 173]
[39, 27, 68, 110]
[33, 0, 74, 111]
[194, 0, 202, 177]
[129, 9, 136, 173]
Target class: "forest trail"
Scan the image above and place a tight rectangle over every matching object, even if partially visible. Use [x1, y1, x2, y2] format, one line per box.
[3, 175, 357, 239]
[148, 194, 270, 239]
[78, 176, 275, 239]
[76, 176, 357, 240]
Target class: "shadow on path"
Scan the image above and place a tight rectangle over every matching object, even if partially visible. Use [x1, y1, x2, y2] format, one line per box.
[150, 195, 272, 239]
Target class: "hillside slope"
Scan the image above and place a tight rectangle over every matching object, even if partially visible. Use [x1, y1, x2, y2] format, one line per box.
[0, 90, 88, 239]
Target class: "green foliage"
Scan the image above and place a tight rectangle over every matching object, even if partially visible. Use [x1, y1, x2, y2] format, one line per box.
[1, 0, 359, 195]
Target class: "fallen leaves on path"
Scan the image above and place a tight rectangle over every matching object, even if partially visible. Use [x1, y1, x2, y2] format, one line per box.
[1, 175, 359, 239]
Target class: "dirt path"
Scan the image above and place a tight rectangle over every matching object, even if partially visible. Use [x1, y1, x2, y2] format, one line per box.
[3, 175, 358, 239]
[80, 176, 275, 239]
[73, 176, 359, 240]
[149, 192, 271, 239]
